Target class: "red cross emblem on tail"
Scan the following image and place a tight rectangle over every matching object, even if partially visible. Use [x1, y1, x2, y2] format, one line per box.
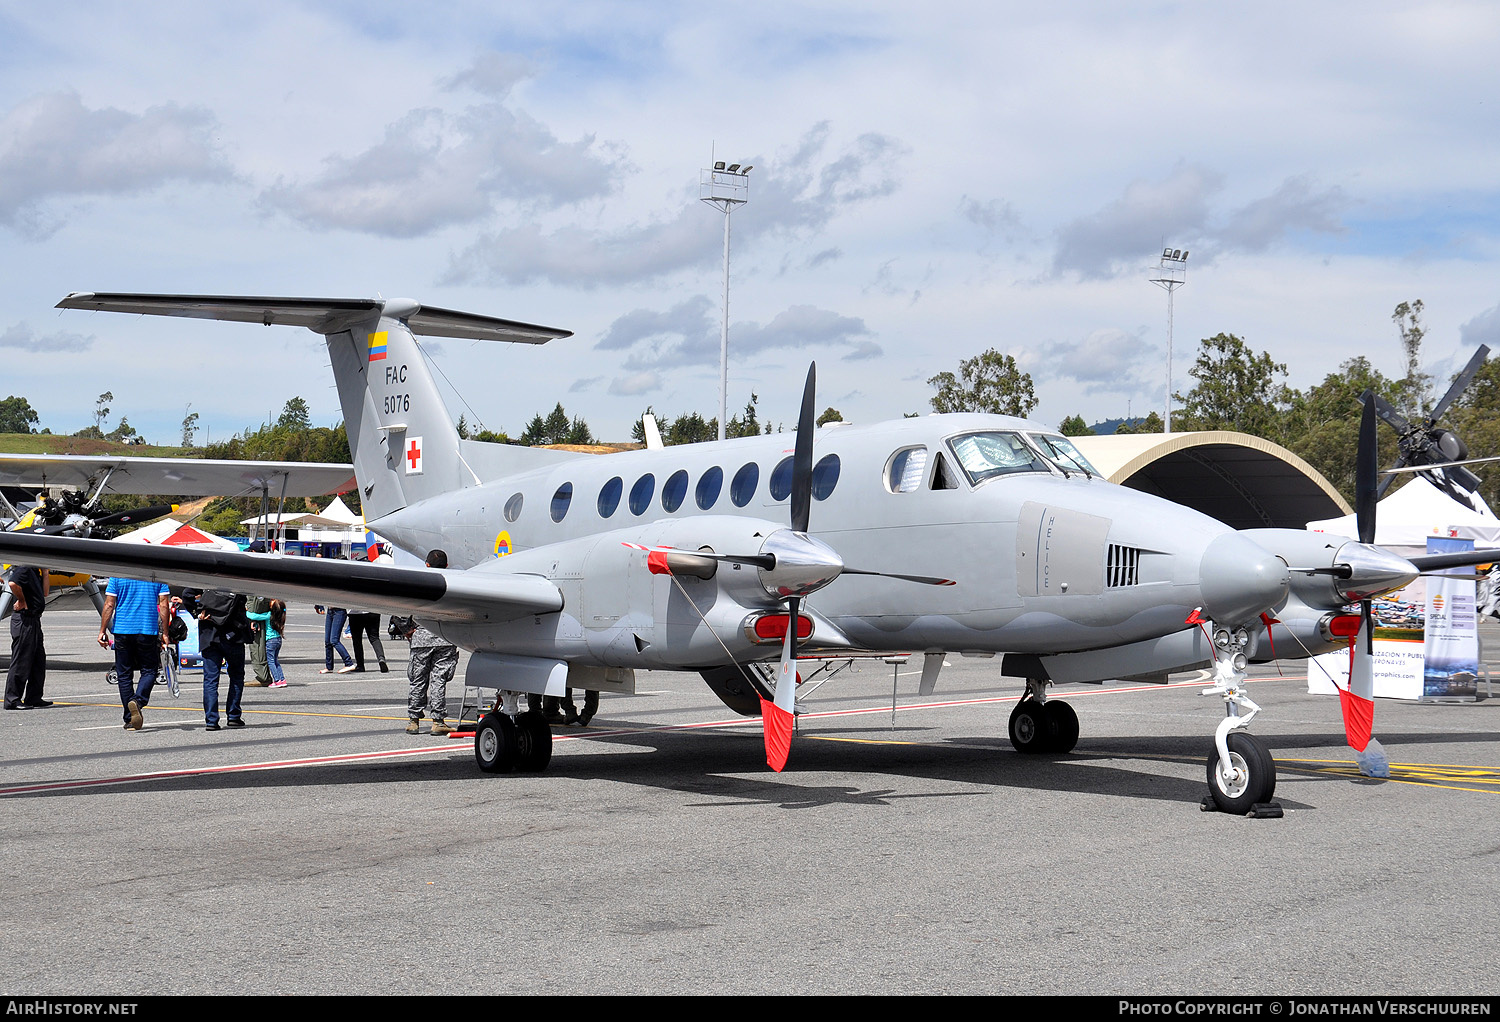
[405, 436, 423, 475]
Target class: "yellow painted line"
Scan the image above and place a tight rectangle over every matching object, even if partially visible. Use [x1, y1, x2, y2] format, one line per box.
[805, 734, 929, 748]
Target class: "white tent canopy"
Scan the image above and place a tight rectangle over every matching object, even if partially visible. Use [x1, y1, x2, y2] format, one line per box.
[317, 495, 362, 525]
[114, 518, 241, 551]
[1306, 477, 1500, 546]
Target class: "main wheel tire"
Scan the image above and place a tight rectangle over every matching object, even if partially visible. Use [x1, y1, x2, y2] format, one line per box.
[1044, 701, 1079, 754]
[513, 710, 554, 772]
[474, 712, 517, 774]
[1009, 701, 1055, 754]
[1205, 731, 1277, 814]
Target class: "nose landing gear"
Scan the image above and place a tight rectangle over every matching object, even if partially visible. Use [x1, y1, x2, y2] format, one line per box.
[1200, 625, 1281, 817]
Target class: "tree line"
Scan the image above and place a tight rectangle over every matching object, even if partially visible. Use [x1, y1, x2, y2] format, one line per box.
[927, 302, 1497, 510]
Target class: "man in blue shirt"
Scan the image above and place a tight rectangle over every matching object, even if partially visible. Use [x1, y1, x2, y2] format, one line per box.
[98, 576, 169, 730]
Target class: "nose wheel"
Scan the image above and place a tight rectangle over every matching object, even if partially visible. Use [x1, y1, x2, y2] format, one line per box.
[1205, 731, 1277, 814]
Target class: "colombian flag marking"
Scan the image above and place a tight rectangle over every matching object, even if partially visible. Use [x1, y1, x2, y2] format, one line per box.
[368, 331, 388, 362]
[494, 531, 512, 558]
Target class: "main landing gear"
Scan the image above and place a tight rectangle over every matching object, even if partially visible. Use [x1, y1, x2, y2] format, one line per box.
[474, 708, 553, 774]
[1008, 680, 1079, 755]
[1200, 625, 1280, 817]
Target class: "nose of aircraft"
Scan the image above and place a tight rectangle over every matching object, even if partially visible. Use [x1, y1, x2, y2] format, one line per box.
[1198, 531, 1290, 626]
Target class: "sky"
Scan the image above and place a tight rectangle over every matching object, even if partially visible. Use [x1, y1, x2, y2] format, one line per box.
[3, 1, 1500, 445]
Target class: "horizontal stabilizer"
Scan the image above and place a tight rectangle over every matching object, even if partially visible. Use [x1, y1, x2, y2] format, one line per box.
[56, 293, 571, 344]
[0, 533, 561, 624]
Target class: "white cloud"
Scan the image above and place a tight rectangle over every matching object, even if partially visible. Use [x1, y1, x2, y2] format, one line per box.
[0, 91, 231, 237]
[0, 323, 94, 353]
[446, 122, 909, 287]
[260, 56, 625, 237]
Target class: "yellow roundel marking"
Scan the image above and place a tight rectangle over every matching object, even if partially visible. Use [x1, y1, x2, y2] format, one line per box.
[494, 530, 512, 558]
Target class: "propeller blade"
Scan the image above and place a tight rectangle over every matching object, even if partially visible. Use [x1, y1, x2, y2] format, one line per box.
[1340, 602, 1376, 752]
[1429, 344, 1489, 422]
[790, 363, 817, 534]
[841, 567, 956, 586]
[763, 594, 799, 772]
[1356, 397, 1378, 545]
[90, 504, 177, 529]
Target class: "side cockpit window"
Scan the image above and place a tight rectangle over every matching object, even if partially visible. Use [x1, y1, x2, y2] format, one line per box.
[947, 431, 1049, 485]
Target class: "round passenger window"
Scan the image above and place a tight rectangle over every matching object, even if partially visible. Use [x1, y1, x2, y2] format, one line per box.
[812, 454, 840, 500]
[503, 492, 524, 522]
[696, 466, 724, 510]
[769, 456, 795, 501]
[629, 473, 656, 515]
[597, 476, 622, 518]
[550, 482, 573, 523]
[730, 463, 759, 507]
[662, 470, 689, 513]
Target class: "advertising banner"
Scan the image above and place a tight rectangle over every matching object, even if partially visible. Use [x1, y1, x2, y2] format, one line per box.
[1308, 546, 1426, 700]
[1422, 536, 1479, 701]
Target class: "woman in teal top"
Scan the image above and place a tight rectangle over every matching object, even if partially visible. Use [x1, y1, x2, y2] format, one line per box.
[246, 600, 288, 688]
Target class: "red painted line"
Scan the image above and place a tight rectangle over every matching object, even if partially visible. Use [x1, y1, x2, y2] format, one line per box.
[0, 675, 1224, 797]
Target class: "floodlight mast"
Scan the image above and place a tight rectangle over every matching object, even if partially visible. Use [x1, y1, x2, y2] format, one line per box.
[1148, 247, 1189, 435]
[700, 158, 751, 441]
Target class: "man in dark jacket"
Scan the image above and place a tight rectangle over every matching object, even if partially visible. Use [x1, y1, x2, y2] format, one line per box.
[185, 588, 252, 731]
[4, 564, 50, 709]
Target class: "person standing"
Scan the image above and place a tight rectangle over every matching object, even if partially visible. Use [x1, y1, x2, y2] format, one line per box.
[247, 594, 273, 686]
[403, 549, 458, 737]
[187, 588, 252, 731]
[4, 564, 50, 710]
[315, 601, 355, 674]
[345, 602, 388, 673]
[98, 576, 169, 730]
[246, 599, 288, 689]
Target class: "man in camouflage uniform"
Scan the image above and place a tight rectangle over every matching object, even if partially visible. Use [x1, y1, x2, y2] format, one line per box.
[403, 549, 458, 737]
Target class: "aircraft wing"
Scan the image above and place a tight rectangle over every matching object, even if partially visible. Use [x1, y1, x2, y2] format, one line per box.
[0, 533, 561, 623]
[56, 292, 572, 343]
[0, 454, 355, 498]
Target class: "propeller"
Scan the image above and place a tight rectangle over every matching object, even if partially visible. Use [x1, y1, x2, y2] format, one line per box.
[1342, 398, 1389, 777]
[1361, 344, 1489, 506]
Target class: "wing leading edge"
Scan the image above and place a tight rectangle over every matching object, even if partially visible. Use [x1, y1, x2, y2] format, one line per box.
[0, 533, 561, 624]
[0, 454, 355, 497]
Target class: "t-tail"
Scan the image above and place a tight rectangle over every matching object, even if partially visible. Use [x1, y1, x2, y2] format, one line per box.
[55, 293, 574, 520]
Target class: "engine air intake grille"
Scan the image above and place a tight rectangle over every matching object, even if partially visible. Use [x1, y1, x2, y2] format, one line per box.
[1107, 544, 1141, 588]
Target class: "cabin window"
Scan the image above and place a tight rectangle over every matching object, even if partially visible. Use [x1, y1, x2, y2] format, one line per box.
[886, 446, 928, 493]
[812, 454, 840, 500]
[550, 482, 573, 523]
[597, 476, 622, 518]
[731, 463, 759, 507]
[662, 470, 689, 513]
[1028, 433, 1102, 477]
[696, 466, 724, 509]
[947, 431, 1049, 485]
[504, 492, 523, 522]
[629, 474, 656, 515]
[769, 456, 795, 501]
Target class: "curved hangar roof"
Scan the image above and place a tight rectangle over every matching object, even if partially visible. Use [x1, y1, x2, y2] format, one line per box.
[1071, 431, 1350, 530]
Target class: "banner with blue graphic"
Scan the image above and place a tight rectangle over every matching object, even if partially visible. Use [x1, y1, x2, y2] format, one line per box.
[1423, 536, 1479, 701]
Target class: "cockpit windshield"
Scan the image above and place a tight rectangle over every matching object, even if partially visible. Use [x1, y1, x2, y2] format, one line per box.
[1028, 433, 1101, 477]
[947, 431, 1050, 484]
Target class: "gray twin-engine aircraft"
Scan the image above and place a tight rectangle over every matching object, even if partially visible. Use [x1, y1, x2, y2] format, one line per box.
[0, 291, 1481, 812]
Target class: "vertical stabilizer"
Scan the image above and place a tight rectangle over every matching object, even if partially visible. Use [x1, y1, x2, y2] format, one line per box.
[326, 309, 469, 520]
